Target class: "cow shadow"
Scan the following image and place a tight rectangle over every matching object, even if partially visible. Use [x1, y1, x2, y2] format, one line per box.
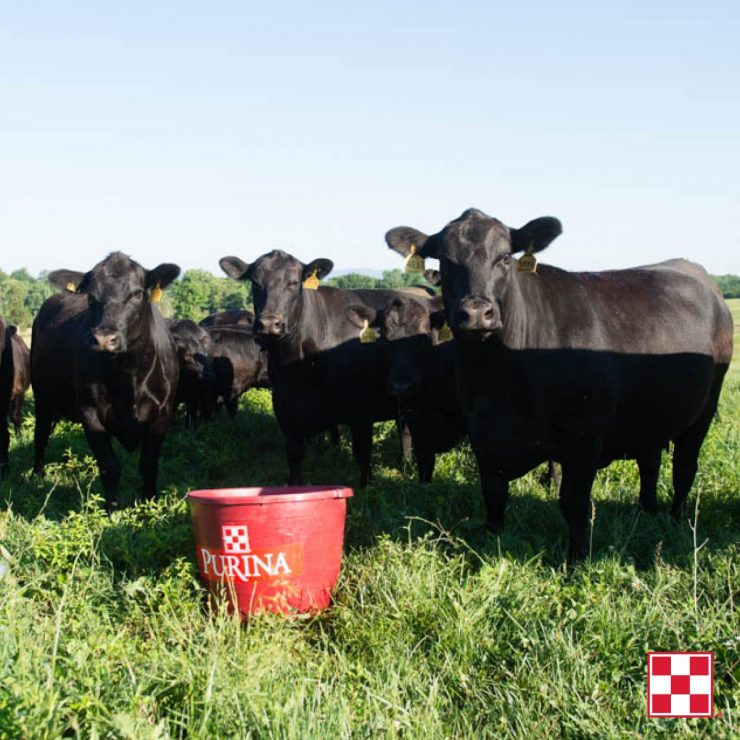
[344, 459, 740, 573]
[2, 388, 736, 579]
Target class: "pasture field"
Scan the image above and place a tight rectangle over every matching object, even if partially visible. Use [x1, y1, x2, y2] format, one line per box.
[0, 304, 738, 738]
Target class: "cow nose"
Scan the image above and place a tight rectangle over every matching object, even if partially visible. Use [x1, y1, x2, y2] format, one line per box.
[454, 297, 499, 332]
[254, 314, 285, 336]
[388, 380, 417, 399]
[94, 331, 122, 352]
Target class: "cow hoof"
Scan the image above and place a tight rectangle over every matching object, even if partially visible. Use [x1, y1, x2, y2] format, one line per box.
[485, 520, 504, 535]
[669, 506, 685, 524]
[639, 501, 658, 516]
[567, 546, 589, 564]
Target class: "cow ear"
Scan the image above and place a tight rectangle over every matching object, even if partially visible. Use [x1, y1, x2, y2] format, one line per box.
[510, 217, 562, 254]
[385, 227, 435, 259]
[423, 269, 441, 287]
[219, 256, 251, 280]
[345, 304, 377, 329]
[48, 269, 87, 293]
[146, 263, 181, 289]
[303, 258, 333, 281]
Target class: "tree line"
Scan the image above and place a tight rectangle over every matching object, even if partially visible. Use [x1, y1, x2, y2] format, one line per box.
[0, 266, 438, 328]
[2, 266, 738, 329]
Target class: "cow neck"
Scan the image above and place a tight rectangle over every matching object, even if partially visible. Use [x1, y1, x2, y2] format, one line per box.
[500, 269, 542, 349]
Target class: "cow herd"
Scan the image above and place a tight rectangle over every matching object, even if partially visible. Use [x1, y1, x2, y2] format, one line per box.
[0, 208, 734, 560]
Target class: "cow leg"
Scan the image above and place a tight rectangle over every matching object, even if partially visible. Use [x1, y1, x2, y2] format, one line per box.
[416, 450, 435, 483]
[558, 459, 598, 563]
[478, 462, 509, 532]
[225, 396, 238, 418]
[33, 410, 54, 477]
[636, 447, 661, 514]
[671, 375, 724, 519]
[328, 425, 340, 447]
[0, 416, 8, 476]
[285, 433, 305, 485]
[538, 460, 561, 491]
[350, 422, 373, 488]
[11, 395, 24, 438]
[84, 427, 122, 512]
[139, 431, 165, 502]
[185, 401, 197, 431]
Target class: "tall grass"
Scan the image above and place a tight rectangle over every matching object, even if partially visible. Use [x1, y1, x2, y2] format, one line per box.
[0, 307, 738, 737]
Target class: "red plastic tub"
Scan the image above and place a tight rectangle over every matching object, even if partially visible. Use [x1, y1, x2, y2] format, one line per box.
[188, 486, 353, 616]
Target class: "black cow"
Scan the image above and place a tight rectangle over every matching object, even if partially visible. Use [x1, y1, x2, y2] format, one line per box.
[347, 295, 560, 486]
[219, 250, 426, 486]
[206, 326, 270, 417]
[387, 209, 733, 560]
[0, 318, 10, 473]
[31, 252, 181, 510]
[199, 310, 255, 329]
[167, 319, 215, 428]
[346, 295, 467, 481]
[8, 328, 30, 439]
[0, 321, 28, 472]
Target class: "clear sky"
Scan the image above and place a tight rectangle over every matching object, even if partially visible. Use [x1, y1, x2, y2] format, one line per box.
[1, 1, 738, 277]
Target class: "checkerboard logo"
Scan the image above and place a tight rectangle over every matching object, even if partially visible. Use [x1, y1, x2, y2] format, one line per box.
[222, 525, 251, 554]
[647, 652, 713, 718]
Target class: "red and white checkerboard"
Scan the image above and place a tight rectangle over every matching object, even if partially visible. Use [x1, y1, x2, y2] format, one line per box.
[222, 525, 251, 554]
[647, 652, 713, 718]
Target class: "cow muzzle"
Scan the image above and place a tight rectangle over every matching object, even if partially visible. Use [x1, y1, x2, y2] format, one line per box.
[388, 378, 420, 400]
[254, 313, 286, 337]
[453, 297, 501, 337]
[93, 330, 125, 353]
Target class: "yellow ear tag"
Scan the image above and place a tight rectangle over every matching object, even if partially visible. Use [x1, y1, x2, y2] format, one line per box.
[303, 270, 319, 290]
[149, 284, 163, 303]
[517, 248, 537, 274]
[65, 282, 77, 293]
[404, 244, 425, 274]
[438, 322, 453, 342]
[359, 319, 376, 343]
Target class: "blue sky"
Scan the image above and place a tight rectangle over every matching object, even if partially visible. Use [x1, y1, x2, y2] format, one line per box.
[1, 1, 738, 277]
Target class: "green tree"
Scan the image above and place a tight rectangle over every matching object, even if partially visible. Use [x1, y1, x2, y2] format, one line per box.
[0, 278, 32, 328]
[714, 274, 740, 299]
[168, 270, 213, 322]
[327, 273, 379, 290]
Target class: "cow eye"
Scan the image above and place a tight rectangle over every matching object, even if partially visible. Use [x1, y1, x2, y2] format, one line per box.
[130, 289, 145, 301]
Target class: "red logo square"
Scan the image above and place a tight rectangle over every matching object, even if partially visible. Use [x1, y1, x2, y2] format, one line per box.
[690, 694, 709, 715]
[652, 656, 672, 675]
[671, 675, 690, 694]
[652, 694, 672, 714]
[647, 652, 714, 719]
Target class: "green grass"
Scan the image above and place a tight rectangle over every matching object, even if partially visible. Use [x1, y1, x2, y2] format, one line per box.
[1, 342, 738, 736]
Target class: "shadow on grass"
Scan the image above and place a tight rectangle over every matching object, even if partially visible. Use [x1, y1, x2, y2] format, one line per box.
[3, 388, 738, 579]
[345, 463, 740, 574]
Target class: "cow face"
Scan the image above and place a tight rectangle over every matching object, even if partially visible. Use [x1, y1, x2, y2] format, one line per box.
[169, 321, 215, 417]
[49, 253, 180, 354]
[347, 296, 446, 400]
[386, 209, 562, 341]
[219, 251, 333, 339]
